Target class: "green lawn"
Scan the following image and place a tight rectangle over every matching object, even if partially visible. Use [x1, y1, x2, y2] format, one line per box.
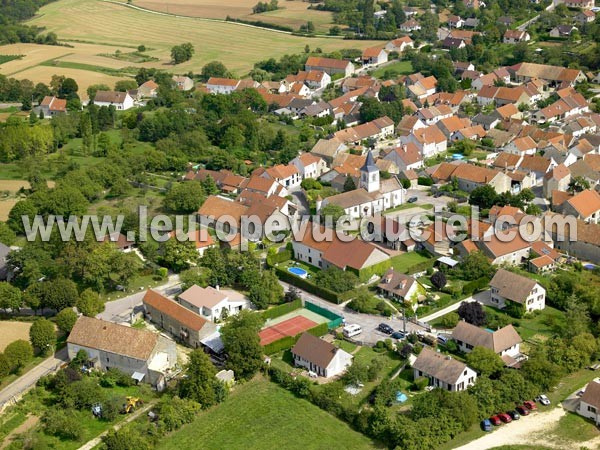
[390, 252, 433, 273]
[156, 378, 377, 450]
[483, 305, 564, 342]
[385, 203, 434, 214]
[548, 368, 600, 404]
[549, 411, 600, 443]
[372, 60, 414, 79]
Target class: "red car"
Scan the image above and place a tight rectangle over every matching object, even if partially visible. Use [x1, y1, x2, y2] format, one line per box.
[516, 405, 530, 416]
[524, 400, 538, 411]
[498, 413, 512, 423]
[489, 415, 502, 426]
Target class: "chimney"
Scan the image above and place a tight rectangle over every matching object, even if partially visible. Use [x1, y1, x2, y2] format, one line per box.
[402, 144, 408, 152]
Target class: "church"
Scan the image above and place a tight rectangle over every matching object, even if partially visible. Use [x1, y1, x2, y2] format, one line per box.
[318, 151, 406, 219]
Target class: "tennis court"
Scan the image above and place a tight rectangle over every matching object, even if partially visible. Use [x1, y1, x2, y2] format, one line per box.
[259, 315, 319, 346]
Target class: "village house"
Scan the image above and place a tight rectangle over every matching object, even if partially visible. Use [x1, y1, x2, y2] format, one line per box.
[563, 0, 594, 9]
[510, 62, 585, 87]
[177, 285, 250, 322]
[362, 47, 388, 66]
[102, 232, 135, 252]
[289, 70, 331, 90]
[291, 333, 353, 378]
[447, 15, 464, 28]
[480, 233, 532, 265]
[256, 164, 302, 190]
[382, 143, 424, 171]
[385, 36, 414, 53]
[543, 163, 571, 198]
[503, 30, 531, 44]
[37, 96, 67, 117]
[452, 321, 523, 367]
[310, 138, 349, 165]
[333, 116, 395, 145]
[416, 104, 454, 126]
[67, 316, 177, 390]
[169, 228, 215, 257]
[305, 56, 355, 77]
[138, 80, 159, 98]
[403, 125, 447, 157]
[575, 10, 596, 24]
[547, 212, 600, 264]
[400, 19, 422, 33]
[578, 380, 600, 425]
[407, 76, 437, 101]
[550, 25, 578, 38]
[142, 289, 217, 348]
[413, 348, 477, 392]
[502, 136, 538, 156]
[206, 77, 240, 94]
[556, 189, 600, 223]
[377, 269, 424, 305]
[93, 91, 134, 110]
[290, 153, 327, 179]
[172, 75, 194, 91]
[319, 151, 405, 219]
[489, 269, 546, 312]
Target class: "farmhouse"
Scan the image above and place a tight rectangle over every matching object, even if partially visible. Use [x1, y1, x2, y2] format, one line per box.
[177, 285, 250, 322]
[206, 77, 240, 94]
[385, 36, 414, 53]
[291, 333, 353, 378]
[362, 47, 388, 66]
[37, 96, 66, 117]
[143, 289, 217, 348]
[305, 57, 355, 77]
[93, 90, 134, 110]
[172, 75, 194, 91]
[67, 316, 177, 389]
[489, 269, 546, 312]
[451, 321, 523, 366]
[578, 380, 600, 425]
[413, 348, 477, 392]
[138, 80, 159, 98]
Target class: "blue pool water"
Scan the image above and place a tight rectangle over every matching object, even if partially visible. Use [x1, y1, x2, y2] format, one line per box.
[288, 267, 308, 278]
[585, 264, 596, 270]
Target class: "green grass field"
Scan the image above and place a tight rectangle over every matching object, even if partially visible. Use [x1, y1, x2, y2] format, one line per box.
[28, 0, 381, 75]
[372, 60, 414, 79]
[156, 378, 377, 450]
[390, 251, 433, 273]
[0, 54, 23, 65]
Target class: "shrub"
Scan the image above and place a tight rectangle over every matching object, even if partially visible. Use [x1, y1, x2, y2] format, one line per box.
[417, 176, 433, 186]
[414, 376, 429, 391]
[4, 340, 33, 372]
[55, 308, 78, 334]
[29, 318, 56, 355]
[42, 409, 83, 441]
[439, 312, 459, 328]
[261, 299, 301, 320]
[431, 271, 447, 289]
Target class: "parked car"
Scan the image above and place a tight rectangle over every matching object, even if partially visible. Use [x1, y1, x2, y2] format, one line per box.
[481, 419, 492, 432]
[391, 331, 405, 340]
[523, 400, 538, 410]
[507, 410, 520, 420]
[436, 334, 449, 344]
[498, 412, 512, 423]
[407, 196, 418, 203]
[378, 323, 394, 334]
[489, 415, 502, 426]
[516, 405, 530, 416]
[535, 394, 550, 406]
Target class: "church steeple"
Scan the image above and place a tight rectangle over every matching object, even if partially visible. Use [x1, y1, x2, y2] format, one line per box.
[360, 150, 380, 193]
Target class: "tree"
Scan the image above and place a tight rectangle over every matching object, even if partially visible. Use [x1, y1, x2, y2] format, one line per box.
[164, 181, 205, 213]
[563, 295, 591, 339]
[0, 353, 10, 379]
[457, 301, 486, 326]
[161, 239, 198, 272]
[248, 270, 283, 309]
[76, 289, 104, 316]
[103, 427, 151, 450]
[320, 203, 346, 224]
[0, 282, 22, 310]
[171, 43, 195, 64]
[86, 84, 110, 101]
[8, 199, 38, 233]
[220, 310, 264, 380]
[466, 346, 504, 377]
[0, 222, 16, 245]
[114, 80, 138, 92]
[284, 285, 300, 303]
[469, 185, 498, 209]
[178, 349, 220, 407]
[430, 271, 447, 289]
[315, 267, 358, 292]
[457, 251, 493, 281]
[343, 175, 356, 192]
[4, 340, 33, 371]
[201, 175, 219, 195]
[200, 61, 232, 81]
[56, 308, 78, 334]
[568, 176, 591, 193]
[30, 318, 56, 354]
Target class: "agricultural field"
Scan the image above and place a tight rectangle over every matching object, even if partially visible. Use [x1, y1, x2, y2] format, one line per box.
[156, 378, 377, 450]
[130, 0, 336, 33]
[22, 0, 380, 80]
[0, 321, 32, 352]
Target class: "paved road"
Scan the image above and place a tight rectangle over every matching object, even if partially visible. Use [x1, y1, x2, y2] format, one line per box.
[420, 291, 491, 324]
[0, 347, 68, 413]
[97, 275, 182, 323]
[279, 280, 427, 345]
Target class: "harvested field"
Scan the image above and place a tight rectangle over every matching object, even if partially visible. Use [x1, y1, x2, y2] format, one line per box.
[0, 322, 33, 352]
[27, 0, 380, 75]
[0, 200, 18, 221]
[0, 180, 30, 192]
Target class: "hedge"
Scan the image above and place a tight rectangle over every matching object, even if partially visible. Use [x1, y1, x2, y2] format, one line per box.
[266, 249, 292, 267]
[225, 16, 294, 32]
[262, 321, 329, 355]
[406, 259, 436, 275]
[462, 276, 490, 296]
[261, 299, 302, 320]
[355, 259, 392, 283]
[273, 266, 342, 304]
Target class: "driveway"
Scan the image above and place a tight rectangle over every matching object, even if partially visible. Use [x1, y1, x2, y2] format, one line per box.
[278, 281, 427, 345]
[420, 291, 491, 324]
[0, 347, 68, 413]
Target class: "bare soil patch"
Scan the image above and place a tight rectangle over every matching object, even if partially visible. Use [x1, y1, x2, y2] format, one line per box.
[0, 321, 33, 352]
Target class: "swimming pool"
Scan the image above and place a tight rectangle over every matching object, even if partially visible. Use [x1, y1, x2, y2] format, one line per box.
[288, 267, 308, 279]
[585, 264, 597, 270]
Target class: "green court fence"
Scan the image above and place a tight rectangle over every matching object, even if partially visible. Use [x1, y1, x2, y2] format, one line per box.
[304, 301, 343, 330]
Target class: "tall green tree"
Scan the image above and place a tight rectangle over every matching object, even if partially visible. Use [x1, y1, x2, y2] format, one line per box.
[220, 310, 264, 380]
[178, 349, 221, 408]
[29, 318, 56, 355]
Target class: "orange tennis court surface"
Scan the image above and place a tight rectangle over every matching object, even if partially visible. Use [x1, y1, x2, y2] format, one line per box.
[259, 316, 318, 346]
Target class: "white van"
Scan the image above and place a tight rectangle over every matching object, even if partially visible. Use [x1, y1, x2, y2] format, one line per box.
[343, 324, 363, 338]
